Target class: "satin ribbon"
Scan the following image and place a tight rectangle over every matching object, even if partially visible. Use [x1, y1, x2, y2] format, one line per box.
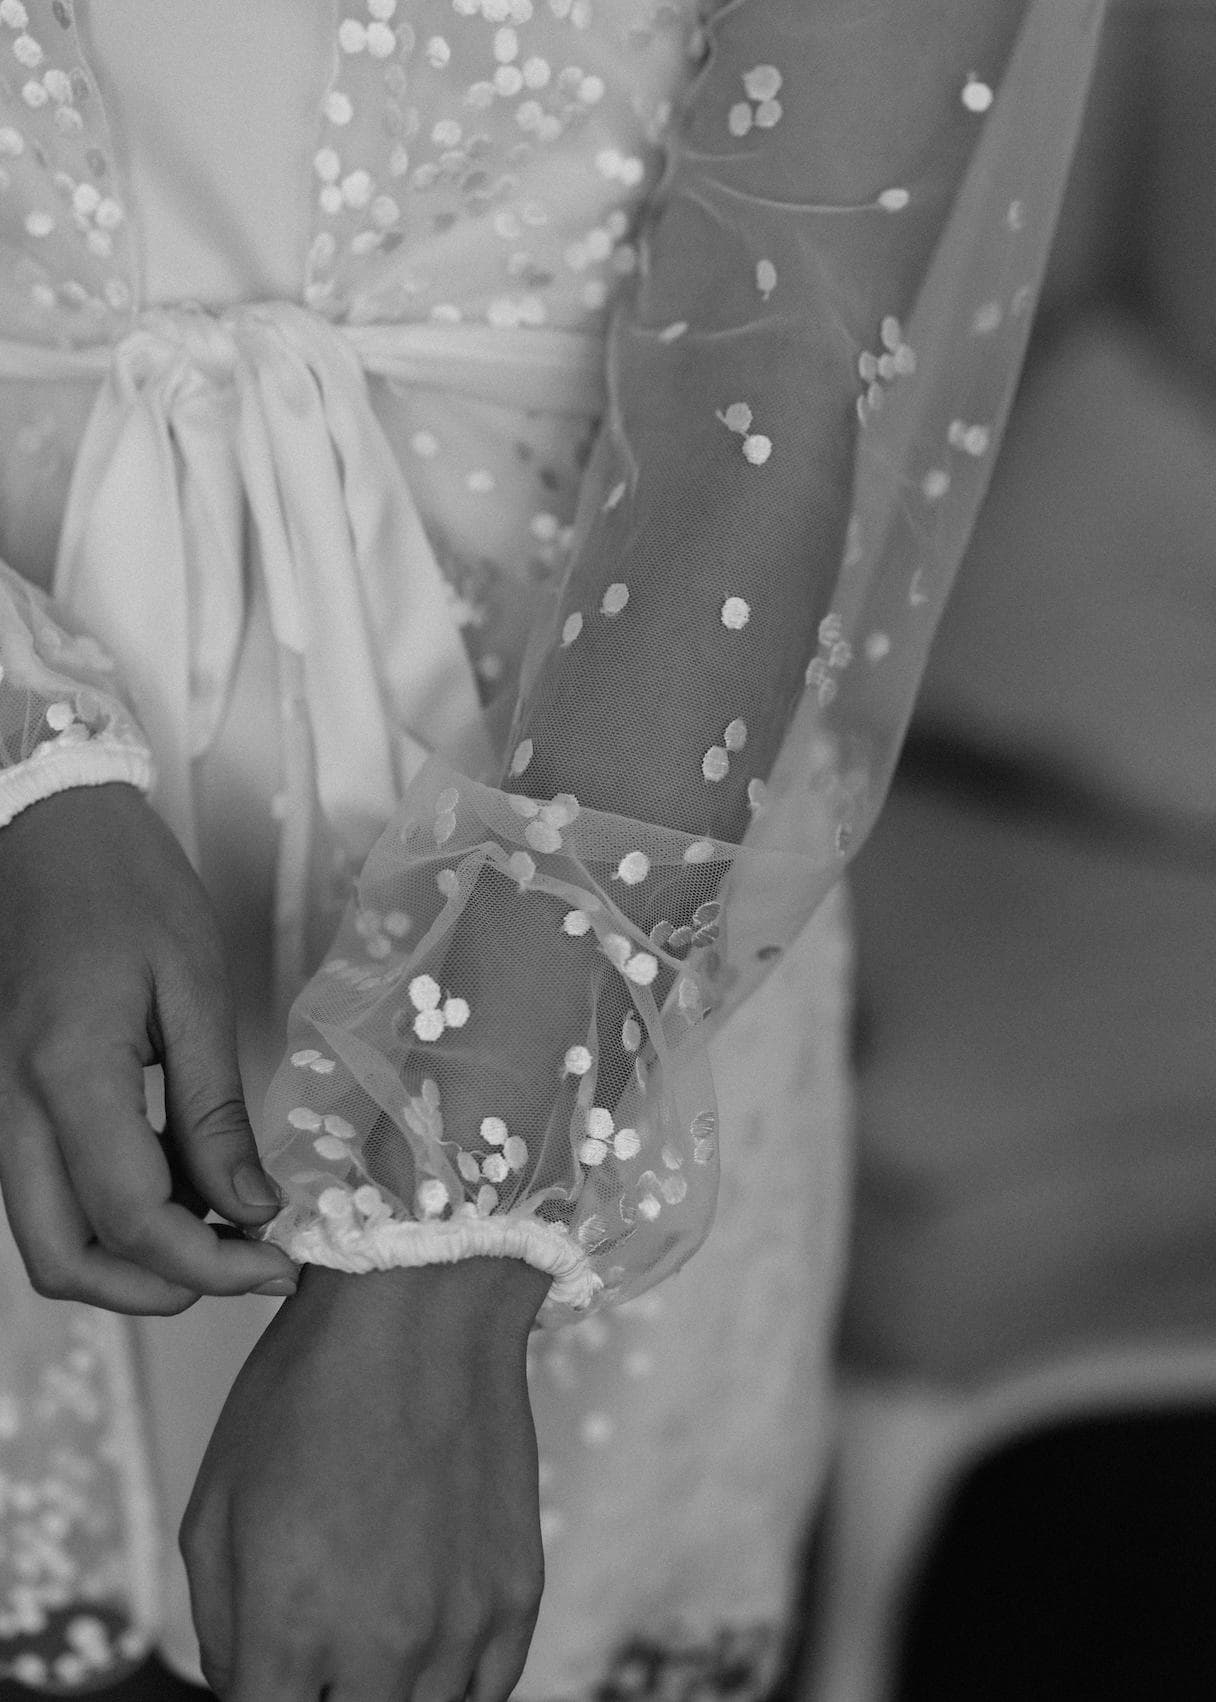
[0, 303, 605, 997]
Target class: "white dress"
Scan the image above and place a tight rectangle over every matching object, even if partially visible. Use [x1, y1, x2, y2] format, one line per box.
[0, 1, 1104, 1693]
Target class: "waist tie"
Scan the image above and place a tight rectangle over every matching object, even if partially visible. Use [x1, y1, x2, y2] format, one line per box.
[0, 303, 606, 1006]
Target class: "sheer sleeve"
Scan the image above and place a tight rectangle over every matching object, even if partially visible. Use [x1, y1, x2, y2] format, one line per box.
[257, 0, 1108, 1320]
[0, 559, 154, 829]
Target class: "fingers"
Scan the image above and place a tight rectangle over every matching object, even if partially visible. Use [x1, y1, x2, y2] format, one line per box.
[467, 1621, 538, 1702]
[224, 1581, 503, 1702]
[38, 1043, 299, 1297]
[155, 961, 288, 1232]
[179, 1490, 236, 1701]
[0, 1099, 200, 1315]
[224, 1628, 328, 1702]
[327, 1655, 483, 1702]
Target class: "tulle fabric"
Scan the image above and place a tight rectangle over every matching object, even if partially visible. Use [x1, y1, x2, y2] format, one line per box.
[0, 556, 151, 823]
[256, 0, 1109, 1319]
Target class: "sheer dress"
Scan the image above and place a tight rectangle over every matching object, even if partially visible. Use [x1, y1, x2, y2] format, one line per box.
[0, 1, 1105, 1692]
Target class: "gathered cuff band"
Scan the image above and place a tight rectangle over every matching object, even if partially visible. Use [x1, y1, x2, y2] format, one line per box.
[260, 1197, 603, 1313]
[0, 740, 154, 830]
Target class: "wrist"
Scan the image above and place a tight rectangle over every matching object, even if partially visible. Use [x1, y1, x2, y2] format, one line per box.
[293, 1254, 551, 1340]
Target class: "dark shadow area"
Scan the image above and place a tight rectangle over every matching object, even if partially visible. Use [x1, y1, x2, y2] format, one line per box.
[0, 1650, 212, 1701]
[894, 1408, 1216, 1702]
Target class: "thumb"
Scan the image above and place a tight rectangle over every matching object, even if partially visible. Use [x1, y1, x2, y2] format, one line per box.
[157, 971, 285, 1228]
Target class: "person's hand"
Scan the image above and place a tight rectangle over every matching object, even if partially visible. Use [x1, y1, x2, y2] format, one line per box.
[181, 1257, 551, 1702]
[0, 782, 302, 1313]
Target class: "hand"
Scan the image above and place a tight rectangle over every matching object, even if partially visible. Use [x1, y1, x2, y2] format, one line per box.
[181, 1258, 551, 1702]
[0, 782, 301, 1313]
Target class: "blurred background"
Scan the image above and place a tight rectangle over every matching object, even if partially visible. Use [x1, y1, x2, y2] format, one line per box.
[805, 2, 1216, 1698]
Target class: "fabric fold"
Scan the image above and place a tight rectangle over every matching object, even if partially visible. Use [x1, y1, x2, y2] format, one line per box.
[0, 306, 607, 989]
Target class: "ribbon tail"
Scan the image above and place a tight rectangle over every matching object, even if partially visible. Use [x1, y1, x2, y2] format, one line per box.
[270, 307, 492, 787]
[170, 388, 248, 760]
[233, 336, 401, 868]
[52, 375, 201, 864]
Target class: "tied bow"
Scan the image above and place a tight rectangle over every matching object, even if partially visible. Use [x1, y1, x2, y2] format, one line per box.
[52, 300, 491, 874]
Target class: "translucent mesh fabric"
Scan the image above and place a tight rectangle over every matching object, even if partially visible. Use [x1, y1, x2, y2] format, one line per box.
[0, 556, 151, 826]
[258, 0, 1110, 1321]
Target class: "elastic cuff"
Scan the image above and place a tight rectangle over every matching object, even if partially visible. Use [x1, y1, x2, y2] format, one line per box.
[0, 740, 154, 829]
[260, 1195, 603, 1313]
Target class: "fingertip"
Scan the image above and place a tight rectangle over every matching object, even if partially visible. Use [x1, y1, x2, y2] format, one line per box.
[224, 1194, 281, 1225]
[231, 1162, 284, 1214]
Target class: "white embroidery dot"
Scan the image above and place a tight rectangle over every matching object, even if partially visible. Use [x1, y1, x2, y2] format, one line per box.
[615, 851, 650, 885]
[624, 952, 659, 986]
[341, 170, 373, 209]
[525, 819, 563, 854]
[586, 1106, 614, 1141]
[417, 1179, 450, 1218]
[723, 718, 747, 752]
[613, 1128, 641, 1160]
[12, 32, 42, 67]
[601, 582, 630, 616]
[509, 738, 534, 777]
[481, 1116, 509, 1146]
[506, 851, 537, 886]
[962, 75, 994, 113]
[742, 63, 782, 100]
[721, 596, 750, 630]
[878, 187, 910, 212]
[564, 1045, 593, 1077]
[756, 258, 777, 299]
[742, 433, 772, 465]
[409, 974, 441, 1011]
[719, 401, 752, 434]
[702, 746, 729, 783]
[413, 1009, 445, 1042]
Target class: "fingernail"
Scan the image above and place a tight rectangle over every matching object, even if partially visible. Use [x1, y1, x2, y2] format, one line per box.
[253, 1277, 298, 1297]
[233, 1163, 282, 1210]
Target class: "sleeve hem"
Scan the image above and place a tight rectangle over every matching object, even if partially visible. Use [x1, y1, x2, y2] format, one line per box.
[0, 740, 155, 830]
[261, 1200, 604, 1313]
